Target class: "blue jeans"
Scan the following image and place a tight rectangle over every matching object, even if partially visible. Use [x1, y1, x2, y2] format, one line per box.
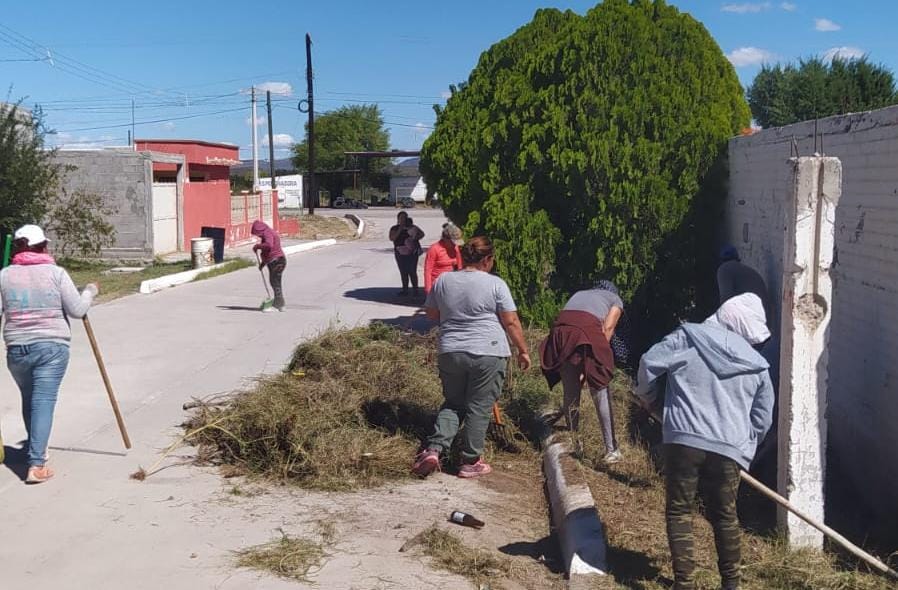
[6, 342, 70, 466]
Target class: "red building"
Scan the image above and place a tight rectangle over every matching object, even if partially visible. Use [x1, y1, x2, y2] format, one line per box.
[136, 139, 280, 251]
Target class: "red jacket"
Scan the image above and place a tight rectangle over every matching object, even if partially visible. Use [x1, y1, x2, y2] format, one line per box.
[540, 310, 615, 391]
[423, 239, 461, 293]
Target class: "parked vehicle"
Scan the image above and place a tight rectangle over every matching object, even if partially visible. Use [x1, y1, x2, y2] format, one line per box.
[397, 197, 416, 208]
[332, 196, 369, 209]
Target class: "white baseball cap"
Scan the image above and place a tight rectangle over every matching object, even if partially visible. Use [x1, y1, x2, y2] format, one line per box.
[14, 224, 49, 246]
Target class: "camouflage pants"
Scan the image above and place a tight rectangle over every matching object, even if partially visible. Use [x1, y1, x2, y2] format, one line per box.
[665, 444, 742, 590]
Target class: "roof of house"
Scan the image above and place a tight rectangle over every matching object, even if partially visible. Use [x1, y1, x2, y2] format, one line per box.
[135, 138, 238, 150]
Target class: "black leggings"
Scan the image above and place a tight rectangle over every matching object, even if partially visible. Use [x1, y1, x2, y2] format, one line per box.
[395, 253, 419, 291]
[267, 257, 286, 308]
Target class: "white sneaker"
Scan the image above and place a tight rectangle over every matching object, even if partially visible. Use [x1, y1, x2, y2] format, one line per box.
[603, 450, 623, 464]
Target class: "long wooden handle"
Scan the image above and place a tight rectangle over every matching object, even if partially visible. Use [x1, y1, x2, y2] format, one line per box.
[83, 316, 131, 449]
[642, 407, 896, 579]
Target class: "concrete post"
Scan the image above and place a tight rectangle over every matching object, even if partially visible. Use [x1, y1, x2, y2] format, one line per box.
[777, 156, 842, 548]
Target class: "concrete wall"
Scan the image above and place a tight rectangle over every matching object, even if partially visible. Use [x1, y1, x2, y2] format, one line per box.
[727, 104, 898, 540]
[53, 150, 156, 260]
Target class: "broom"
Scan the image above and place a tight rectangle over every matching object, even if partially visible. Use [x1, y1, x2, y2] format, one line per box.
[255, 251, 274, 311]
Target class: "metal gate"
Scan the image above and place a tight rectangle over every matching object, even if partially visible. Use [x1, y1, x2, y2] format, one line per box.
[152, 183, 178, 254]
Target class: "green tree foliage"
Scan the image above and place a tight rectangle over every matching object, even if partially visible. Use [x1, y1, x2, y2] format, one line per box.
[0, 102, 117, 258]
[0, 103, 60, 234]
[748, 56, 898, 128]
[421, 0, 749, 334]
[292, 104, 390, 172]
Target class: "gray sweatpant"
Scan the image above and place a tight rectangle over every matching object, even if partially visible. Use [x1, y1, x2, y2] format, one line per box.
[427, 352, 507, 462]
[560, 361, 618, 454]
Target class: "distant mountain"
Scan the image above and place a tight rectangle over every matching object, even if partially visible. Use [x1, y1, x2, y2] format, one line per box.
[232, 157, 296, 173]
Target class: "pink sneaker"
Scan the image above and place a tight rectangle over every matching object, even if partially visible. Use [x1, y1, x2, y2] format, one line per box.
[457, 458, 492, 479]
[412, 448, 440, 477]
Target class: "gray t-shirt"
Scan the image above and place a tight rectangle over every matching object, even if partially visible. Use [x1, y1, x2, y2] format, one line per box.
[563, 288, 623, 322]
[424, 270, 516, 357]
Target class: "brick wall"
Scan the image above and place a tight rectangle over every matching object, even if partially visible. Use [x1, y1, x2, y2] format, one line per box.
[52, 150, 155, 260]
[727, 105, 898, 540]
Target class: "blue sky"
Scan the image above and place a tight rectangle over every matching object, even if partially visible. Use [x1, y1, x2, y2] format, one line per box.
[2, 1, 895, 159]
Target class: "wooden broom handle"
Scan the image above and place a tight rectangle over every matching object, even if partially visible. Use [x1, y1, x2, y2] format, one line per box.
[83, 316, 131, 449]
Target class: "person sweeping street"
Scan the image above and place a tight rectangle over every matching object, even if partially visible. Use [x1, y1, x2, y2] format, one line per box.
[423, 222, 462, 295]
[412, 236, 530, 479]
[251, 220, 286, 312]
[635, 293, 774, 590]
[0, 225, 98, 484]
[540, 279, 621, 463]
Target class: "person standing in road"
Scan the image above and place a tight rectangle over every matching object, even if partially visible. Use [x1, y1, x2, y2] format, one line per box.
[412, 236, 531, 479]
[423, 222, 463, 295]
[389, 211, 425, 296]
[635, 293, 774, 590]
[0, 225, 98, 484]
[252, 220, 286, 311]
[540, 279, 622, 463]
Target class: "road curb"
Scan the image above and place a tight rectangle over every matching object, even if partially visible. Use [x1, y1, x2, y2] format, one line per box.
[343, 214, 366, 238]
[282, 238, 337, 255]
[140, 239, 337, 294]
[139, 261, 233, 294]
[541, 420, 609, 583]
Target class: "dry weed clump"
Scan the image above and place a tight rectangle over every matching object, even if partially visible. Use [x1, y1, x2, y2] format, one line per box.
[185, 324, 544, 491]
[417, 525, 511, 585]
[236, 522, 335, 582]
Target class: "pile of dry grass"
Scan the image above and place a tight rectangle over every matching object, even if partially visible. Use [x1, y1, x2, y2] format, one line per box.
[417, 525, 512, 585]
[566, 372, 896, 590]
[236, 522, 335, 582]
[185, 324, 544, 491]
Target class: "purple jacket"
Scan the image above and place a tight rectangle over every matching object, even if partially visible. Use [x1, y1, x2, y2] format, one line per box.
[251, 220, 284, 264]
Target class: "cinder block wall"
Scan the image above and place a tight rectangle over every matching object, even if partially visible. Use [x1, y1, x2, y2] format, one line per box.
[52, 150, 154, 260]
[727, 105, 898, 541]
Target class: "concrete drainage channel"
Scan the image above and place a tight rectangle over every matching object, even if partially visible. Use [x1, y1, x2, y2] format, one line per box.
[541, 417, 610, 587]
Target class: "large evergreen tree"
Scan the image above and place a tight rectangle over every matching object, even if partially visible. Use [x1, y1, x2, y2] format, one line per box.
[747, 57, 898, 128]
[421, 0, 749, 337]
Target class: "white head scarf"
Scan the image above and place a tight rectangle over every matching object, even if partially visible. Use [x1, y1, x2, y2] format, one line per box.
[706, 293, 770, 345]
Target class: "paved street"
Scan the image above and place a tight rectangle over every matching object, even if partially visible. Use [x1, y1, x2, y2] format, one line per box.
[0, 209, 494, 590]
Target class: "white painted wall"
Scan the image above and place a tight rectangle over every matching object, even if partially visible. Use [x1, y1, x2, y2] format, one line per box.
[726, 105, 898, 539]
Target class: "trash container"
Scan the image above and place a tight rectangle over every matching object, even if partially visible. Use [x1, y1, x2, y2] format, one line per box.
[200, 226, 226, 263]
[191, 238, 214, 269]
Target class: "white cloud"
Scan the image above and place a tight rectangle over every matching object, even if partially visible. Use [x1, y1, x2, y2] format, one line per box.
[815, 18, 841, 32]
[726, 47, 777, 67]
[256, 81, 293, 96]
[722, 2, 771, 14]
[413, 122, 432, 138]
[781, 2, 797, 11]
[822, 46, 865, 62]
[161, 121, 176, 131]
[245, 115, 264, 127]
[262, 133, 295, 148]
[440, 90, 451, 99]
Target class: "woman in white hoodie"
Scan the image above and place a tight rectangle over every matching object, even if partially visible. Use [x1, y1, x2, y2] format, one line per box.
[635, 293, 774, 590]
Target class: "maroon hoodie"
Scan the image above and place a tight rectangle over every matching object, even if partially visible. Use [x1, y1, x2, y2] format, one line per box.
[251, 220, 285, 264]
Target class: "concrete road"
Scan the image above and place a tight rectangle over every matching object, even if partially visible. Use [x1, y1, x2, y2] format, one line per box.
[0, 208, 481, 590]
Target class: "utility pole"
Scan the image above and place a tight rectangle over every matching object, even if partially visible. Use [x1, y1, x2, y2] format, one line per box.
[266, 90, 276, 189]
[305, 33, 316, 215]
[130, 98, 135, 149]
[251, 86, 260, 191]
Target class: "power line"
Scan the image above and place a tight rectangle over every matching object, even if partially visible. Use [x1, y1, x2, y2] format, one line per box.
[54, 106, 247, 133]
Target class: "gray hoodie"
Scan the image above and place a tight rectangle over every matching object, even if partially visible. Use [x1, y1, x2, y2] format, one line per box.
[636, 319, 774, 469]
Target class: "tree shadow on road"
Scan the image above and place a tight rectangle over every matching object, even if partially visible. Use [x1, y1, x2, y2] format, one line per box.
[369, 311, 436, 335]
[344, 287, 425, 308]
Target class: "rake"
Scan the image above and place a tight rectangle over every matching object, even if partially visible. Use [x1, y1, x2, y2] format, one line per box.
[255, 251, 274, 311]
